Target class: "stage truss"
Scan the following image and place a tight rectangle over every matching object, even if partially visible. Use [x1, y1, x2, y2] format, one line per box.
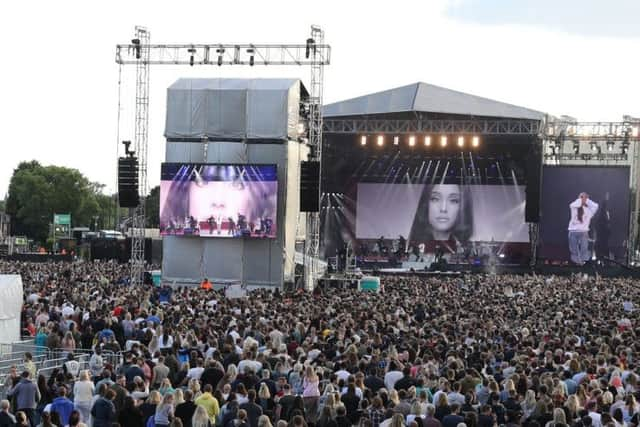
[115, 27, 330, 288]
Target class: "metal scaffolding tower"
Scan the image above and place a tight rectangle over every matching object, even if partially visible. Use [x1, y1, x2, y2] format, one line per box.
[303, 26, 325, 290]
[130, 27, 150, 286]
[115, 26, 330, 288]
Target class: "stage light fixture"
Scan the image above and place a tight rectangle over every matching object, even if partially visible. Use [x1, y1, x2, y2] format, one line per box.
[393, 136, 399, 145]
[216, 48, 225, 66]
[440, 136, 447, 147]
[573, 140, 580, 154]
[457, 136, 464, 147]
[607, 139, 615, 151]
[247, 47, 255, 66]
[360, 136, 367, 146]
[590, 141, 598, 152]
[187, 47, 196, 66]
[377, 135, 384, 146]
[472, 136, 480, 147]
[409, 136, 416, 146]
[424, 136, 431, 146]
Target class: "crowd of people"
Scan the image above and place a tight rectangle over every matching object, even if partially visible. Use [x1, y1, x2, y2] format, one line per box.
[1, 260, 640, 427]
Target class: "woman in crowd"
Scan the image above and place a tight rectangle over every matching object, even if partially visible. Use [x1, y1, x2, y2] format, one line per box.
[155, 394, 175, 427]
[73, 370, 94, 424]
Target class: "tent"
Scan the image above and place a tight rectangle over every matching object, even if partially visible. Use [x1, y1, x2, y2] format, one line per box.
[0, 275, 23, 343]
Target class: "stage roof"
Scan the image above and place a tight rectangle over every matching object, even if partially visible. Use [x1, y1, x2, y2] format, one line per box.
[323, 82, 545, 121]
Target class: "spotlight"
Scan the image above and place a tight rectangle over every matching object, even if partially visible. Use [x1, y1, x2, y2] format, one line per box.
[305, 38, 315, 59]
[393, 136, 399, 146]
[360, 136, 367, 146]
[409, 136, 416, 147]
[424, 136, 431, 146]
[216, 48, 225, 66]
[188, 47, 196, 66]
[472, 136, 480, 147]
[457, 136, 464, 147]
[440, 136, 447, 147]
[590, 141, 598, 152]
[247, 47, 255, 66]
[377, 135, 384, 146]
[573, 141, 580, 154]
[607, 140, 615, 151]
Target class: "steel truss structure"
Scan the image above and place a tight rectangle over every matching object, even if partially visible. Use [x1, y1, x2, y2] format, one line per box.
[303, 26, 325, 291]
[116, 27, 329, 288]
[323, 117, 541, 135]
[116, 43, 330, 66]
[130, 27, 150, 287]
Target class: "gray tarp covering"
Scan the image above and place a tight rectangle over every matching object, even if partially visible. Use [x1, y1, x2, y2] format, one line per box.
[323, 82, 545, 120]
[165, 78, 305, 141]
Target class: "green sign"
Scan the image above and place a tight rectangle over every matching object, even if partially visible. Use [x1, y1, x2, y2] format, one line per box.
[14, 237, 28, 246]
[54, 214, 71, 225]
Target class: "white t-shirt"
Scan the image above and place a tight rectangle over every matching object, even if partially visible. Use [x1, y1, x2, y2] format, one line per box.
[384, 370, 403, 390]
[187, 367, 204, 380]
[568, 199, 598, 232]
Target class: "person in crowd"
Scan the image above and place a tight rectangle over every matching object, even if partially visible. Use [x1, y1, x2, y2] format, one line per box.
[0, 400, 16, 427]
[73, 370, 94, 424]
[91, 389, 117, 427]
[155, 394, 175, 427]
[175, 390, 197, 427]
[50, 386, 74, 427]
[118, 396, 144, 427]
[7, 371, 40, 427]
[194, 385, 219, 426]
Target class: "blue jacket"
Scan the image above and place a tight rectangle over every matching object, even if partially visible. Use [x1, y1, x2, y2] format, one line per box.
[91, 397, 116, 427]
[7, 378, 40, 410]
[50, 397, 74, 426]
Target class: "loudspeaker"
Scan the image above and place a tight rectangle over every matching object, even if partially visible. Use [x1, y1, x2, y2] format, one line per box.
[118, 157, 139, 208]
[525, 146, 541, 223]
[300, 161, 320, 212]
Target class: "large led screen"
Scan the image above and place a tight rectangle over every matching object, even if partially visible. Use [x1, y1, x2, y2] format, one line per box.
[160, 164, 277, 238]
[540, 166, 630, 263]
[356, 183, 529, 244]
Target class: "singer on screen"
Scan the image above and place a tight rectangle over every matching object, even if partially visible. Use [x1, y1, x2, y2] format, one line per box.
[568, 192, 598, 265]
[409, 183, 473, 252]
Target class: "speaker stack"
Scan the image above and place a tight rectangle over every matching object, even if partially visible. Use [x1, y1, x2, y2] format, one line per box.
[300, 160, 320, 212]
[118, 157, 140, 208]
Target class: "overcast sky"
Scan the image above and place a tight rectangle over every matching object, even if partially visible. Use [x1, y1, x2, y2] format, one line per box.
[1, 0, 638, 196]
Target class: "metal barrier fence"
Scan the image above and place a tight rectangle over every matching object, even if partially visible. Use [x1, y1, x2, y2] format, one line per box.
[0, 338, 124, 400]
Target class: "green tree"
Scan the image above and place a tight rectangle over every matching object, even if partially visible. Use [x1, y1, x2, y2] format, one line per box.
[6, 161, 112, 243]
[145, 185, 160, 228]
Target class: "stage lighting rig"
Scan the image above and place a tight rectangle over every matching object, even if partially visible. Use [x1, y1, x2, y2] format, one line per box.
[424, 136, 431, 146]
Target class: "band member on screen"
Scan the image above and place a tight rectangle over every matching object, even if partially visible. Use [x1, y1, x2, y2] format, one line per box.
[207, 215, 216, 235]
[409, 183, 473, 252]
[568, 192, 599, 265]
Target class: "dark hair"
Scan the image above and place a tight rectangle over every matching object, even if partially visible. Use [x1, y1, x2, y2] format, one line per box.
[69, 410, 81, 427]
[409, 183, 473, 244]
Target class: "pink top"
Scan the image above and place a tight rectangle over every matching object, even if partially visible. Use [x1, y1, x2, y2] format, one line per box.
[302, 377, 320, 397]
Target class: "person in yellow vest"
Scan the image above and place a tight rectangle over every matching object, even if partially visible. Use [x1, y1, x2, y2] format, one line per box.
[194, 384, 219, 425]
[200, 278, 212, 290]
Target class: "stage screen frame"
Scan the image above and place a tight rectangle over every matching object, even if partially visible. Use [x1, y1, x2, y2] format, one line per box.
[539, 165, 630, 263]
[159, 163, 278, 239]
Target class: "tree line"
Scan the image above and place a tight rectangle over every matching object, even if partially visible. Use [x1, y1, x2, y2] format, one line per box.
[5, 161, 159, 244]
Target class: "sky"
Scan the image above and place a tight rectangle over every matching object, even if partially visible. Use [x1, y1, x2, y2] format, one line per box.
[1, 0, 638, 197]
